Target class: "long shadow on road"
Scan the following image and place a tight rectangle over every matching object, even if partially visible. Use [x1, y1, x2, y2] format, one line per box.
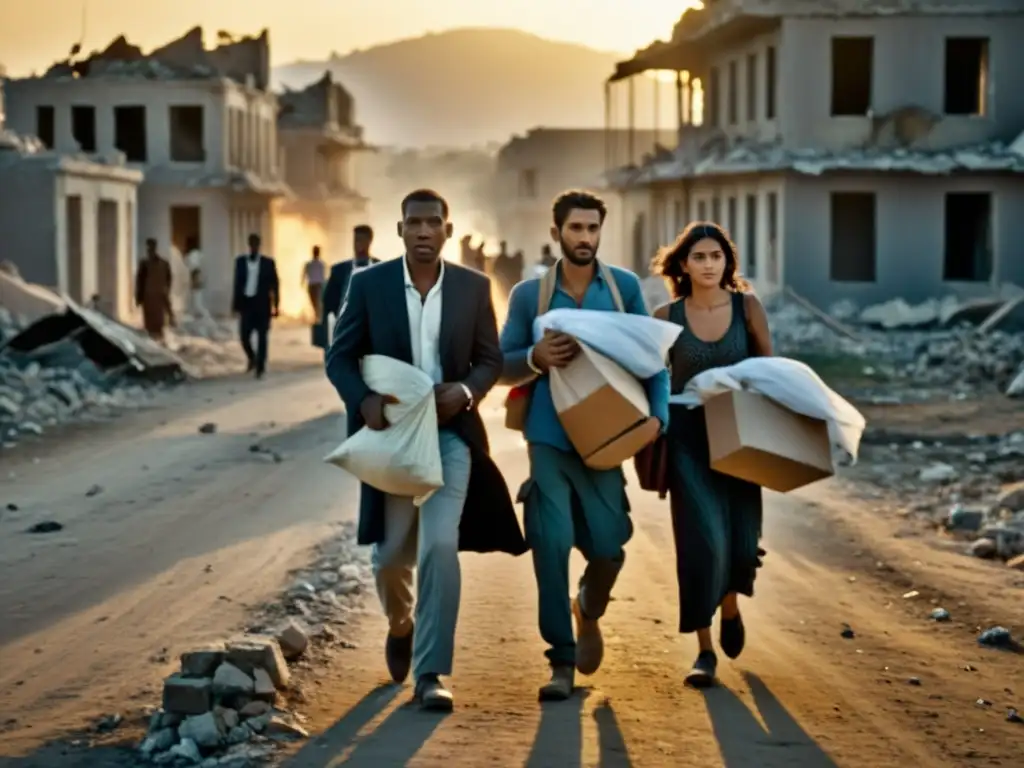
[286, 683, 443, 767]
[702, 671, 839, 768]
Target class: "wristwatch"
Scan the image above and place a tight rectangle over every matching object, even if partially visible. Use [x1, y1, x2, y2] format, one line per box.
[459, 383, 474, 410]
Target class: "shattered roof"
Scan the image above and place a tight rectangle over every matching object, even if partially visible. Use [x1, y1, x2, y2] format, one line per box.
[0, 129, 142, 182]
[277, 72, 364, 143]
[36, 26, 270, 90]
[144, 166, 291, 198]
[608, 132, 1024, 187]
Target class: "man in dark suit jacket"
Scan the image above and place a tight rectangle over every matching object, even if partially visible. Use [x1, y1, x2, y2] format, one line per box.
[326, 189, 527, 711]
[315, 224, 378, 350]
[232, 233, 280, 378]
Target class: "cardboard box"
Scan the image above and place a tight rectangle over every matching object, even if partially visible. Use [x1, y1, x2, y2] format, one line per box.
[551, 342, 660, 470]
[704, 389, 833, 492]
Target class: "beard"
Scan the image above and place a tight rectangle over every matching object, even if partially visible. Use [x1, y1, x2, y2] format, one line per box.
[559, 237, 599, 266]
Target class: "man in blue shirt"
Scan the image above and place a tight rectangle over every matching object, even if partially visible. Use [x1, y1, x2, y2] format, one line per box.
[499, 190, 670, 700]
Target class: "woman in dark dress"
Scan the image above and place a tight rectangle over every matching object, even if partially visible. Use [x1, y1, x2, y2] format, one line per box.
[651, 221, 773, 687]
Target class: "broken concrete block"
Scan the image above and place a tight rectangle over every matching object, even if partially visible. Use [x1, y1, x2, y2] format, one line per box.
[180, 645, 225, 678]
[216, 706, 240, 730]
[252, 668, 276, 702]
[212, 662, 254, 699]
[264, 716, 309, 741]
[276, 619, 309, 660]
[139, 727, 176, 755]
[162, 674, 212, 715]
[224, 636, 289, 689]
[178, 711, 224, 750]
[238, 700, 270, 718]
[1007, 553, 1024, 571]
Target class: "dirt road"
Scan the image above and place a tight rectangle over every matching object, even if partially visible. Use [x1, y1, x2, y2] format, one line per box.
[1, 370, 1022, 767]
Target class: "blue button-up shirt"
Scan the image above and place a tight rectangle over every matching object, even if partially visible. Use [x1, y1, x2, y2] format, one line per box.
[499, 264, 670, 453]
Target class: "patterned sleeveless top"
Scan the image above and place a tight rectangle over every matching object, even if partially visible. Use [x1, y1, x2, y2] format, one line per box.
[666, 292, 751, 395]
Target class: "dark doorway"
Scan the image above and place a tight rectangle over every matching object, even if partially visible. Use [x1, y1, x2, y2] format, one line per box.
[831, 37, 873, 116]
[170, 206, 201, 256]
[65, 195, 84, 301]
[71, 105, 96, 152]
[830, 192, 876, 282]
[943, 192, 992, 281]
[169, 105, 205, 162]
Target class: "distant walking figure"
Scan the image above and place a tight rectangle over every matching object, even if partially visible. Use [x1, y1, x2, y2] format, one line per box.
[302, 245, 326, 321]
[135, 238, 173, 341]
[232, 233, 280, 378]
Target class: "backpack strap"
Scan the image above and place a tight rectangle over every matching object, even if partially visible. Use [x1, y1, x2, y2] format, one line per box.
[597, 260, 625, 312]
[537, 260, 559, 315]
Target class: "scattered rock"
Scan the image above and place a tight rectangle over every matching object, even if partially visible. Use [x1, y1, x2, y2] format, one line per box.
[225, 637, 290, 689]
[841, 624, 855, 639]
[920, 463, 958, 483]
[1008, 708, 1023, 724]
[162, 675, 213, 716]
[977, 626, 1014, 650]
[276, 619, 310, 660]
[180, 645, 225, 678]
[970, 538, 998, 558]
[198, 422, 217, 434]
[929, 607, 951, 622]
[211, 662, 254, 700]
[25, 520, 62, 534]
[178, 711, 223, 749]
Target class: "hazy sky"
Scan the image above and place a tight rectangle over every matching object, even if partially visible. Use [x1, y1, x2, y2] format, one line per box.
[0, 0, 696, 76]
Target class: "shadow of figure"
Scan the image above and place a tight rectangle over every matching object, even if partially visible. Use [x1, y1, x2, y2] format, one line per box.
[701, 672, 839, 768]
[524, 689, 589, 768]
[593, 700, 633, 767]
[286, 684, 407, 767]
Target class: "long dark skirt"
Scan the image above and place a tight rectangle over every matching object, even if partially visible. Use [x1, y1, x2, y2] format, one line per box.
[667, 404, 763, 633]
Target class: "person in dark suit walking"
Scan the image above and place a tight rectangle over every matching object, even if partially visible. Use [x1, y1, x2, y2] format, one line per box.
[232, 233, 280, 378]
[316, 224, 378, 351]
[326, 189, 527, 711]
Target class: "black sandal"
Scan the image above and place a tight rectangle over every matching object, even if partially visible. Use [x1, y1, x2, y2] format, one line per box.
[720, 614, 746, 660]
[684, 650, 718, 688]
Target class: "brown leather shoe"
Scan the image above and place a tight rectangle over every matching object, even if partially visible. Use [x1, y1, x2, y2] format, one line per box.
[414, 675, 454, 711]
[573, 596, 604, 675]
[385, 626, 413, 683]
[538, 665, 575, 701]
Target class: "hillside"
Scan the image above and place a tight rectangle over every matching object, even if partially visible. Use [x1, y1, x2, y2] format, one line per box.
[273, 28, 663, 148]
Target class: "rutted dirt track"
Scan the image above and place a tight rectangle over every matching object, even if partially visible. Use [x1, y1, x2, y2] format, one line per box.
[1, 369, 1022, 767]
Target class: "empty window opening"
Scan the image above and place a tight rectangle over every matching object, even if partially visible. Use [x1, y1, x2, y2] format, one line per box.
[96, 199, 120, 316]
[65, 195, 84, 301]
[169, 105, 205, 162]
[765, 47, 777, 120]
[726, 196, 737, 235]
[944, 38, 988, 116]
[36, 105, 55, 148]
[114, 105, 147, 162]
[767, 191, 778, 282]
[519, 169, 537, 198]
[71, 105, 96, 152]
[830, 192, 876, 281]
[943, 193, 992, 281]
[746, 54, 757, 121]
[831, 38, 873, 116]
[170, 205, 202, 258]
[631, 212, 647, 274]
[745, 194, 758, 278]
[708, 67, 721, 127]
[727, 60, 738, 125]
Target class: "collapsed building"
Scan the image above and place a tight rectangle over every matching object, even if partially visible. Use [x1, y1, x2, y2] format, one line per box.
[276, 72, 370, 263]
[604, 0, 1024, 308]
[3, 27, 291, 315]
[0, 73, 142, 323]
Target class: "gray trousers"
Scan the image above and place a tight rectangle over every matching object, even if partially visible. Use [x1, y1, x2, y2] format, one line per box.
[372, 430, 470, 679]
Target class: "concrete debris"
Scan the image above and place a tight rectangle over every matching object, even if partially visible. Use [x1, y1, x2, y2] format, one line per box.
[139, 522, 372, 765]
[762, 290, 1024, 401]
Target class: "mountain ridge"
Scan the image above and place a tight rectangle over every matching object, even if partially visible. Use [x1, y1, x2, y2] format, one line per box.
[272, 27, 661, 148]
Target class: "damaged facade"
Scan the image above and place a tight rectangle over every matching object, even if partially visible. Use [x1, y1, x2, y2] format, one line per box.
[276, 72, 370, 261]
[606, 0, 1024, 305]
[3, 27, 290, 315]
[0, 78, 142, 322]
[496, 128, 663, 272]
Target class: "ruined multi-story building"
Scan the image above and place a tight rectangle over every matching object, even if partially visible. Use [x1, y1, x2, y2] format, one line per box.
[4, 27, 290, 315]
[0, 77, 141, 321]
[496, 128, 664, 273]
[605, 0, 1024, 306]
[276, 72, 369, 263]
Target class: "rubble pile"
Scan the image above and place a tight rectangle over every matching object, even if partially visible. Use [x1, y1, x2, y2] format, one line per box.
[0, 307, 159, 448]
[849, 430, 1024, 567]
[139, 523, 372, 766]
[764, 295, 1024, 398]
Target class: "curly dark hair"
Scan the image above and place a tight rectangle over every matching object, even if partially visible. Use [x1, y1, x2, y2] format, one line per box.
[551, 189, 607, 229]
[650, 220, 750, 299]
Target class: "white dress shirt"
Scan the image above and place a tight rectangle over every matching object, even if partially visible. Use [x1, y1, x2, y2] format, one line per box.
[244, 255, 261, 297]
[403, 256, 445, 384]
